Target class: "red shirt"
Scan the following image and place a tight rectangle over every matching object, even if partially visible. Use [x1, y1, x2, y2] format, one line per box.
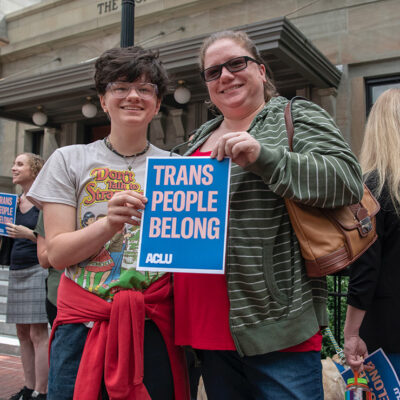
[174, 149, 321, 352]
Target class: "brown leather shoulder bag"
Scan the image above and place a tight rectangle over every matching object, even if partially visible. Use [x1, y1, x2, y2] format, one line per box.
[284, 97, 380, 277]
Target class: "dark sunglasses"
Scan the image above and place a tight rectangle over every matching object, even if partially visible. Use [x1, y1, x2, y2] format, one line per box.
[201, 56, 261, 82]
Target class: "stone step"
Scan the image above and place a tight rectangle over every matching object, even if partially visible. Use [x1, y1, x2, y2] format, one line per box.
[0, 297, 7, 314]
[0, 334, 20, 356]
[0, 317, 16, 336]
[0, 266, 38, 356]
[0, 267, 9, 281]
[0, 280, 8, 296]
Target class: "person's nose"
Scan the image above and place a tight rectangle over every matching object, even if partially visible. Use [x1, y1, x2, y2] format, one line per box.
[126, 86, 140, 100]
[219, 65, 235, 81]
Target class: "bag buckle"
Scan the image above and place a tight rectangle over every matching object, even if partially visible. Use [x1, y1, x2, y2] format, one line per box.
[359, 216, 372, 236]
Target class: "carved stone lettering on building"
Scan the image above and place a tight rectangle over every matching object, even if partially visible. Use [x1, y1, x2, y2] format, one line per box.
[97, 0, 147, 15]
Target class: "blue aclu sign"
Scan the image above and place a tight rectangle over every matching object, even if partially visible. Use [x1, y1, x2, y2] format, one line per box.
[0, 193, 18, 236]
[137, 157, 231, 273]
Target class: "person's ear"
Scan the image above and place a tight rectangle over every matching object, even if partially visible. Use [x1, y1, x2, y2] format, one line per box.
[259, 64, 267, 84]
[99, 95, 108, 113]
[154, 98, 161, 115]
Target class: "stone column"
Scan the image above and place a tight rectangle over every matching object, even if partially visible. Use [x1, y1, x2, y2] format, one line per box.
[296, 86, 311, 100]
[42, 128, 59, 160]
[350, 77, 367, 156]
[312, 87, 338, 119]
[149, 112, 165, 148]
[168, 108, 185, 149]
[59, 123, 77, 148]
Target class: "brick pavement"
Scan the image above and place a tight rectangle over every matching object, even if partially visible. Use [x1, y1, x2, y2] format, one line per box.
[0, 353, 24, 400]
[0, 353, 209, 400]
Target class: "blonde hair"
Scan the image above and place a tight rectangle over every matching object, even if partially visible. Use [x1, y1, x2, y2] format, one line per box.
[360, 88, 400, 212]
[19, 152, 45, 178]
[199, 30, 278, 102]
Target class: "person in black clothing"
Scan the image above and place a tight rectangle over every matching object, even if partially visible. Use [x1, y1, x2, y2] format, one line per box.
[5, 153, 48, 400]
[344, 88, 400, 376]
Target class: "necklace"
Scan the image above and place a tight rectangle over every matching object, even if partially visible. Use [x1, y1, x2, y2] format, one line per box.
[104, 135, 150, 170]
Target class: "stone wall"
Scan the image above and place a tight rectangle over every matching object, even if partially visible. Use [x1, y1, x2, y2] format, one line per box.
[3, 0, 399, 76]
[0, 0, 399, 180]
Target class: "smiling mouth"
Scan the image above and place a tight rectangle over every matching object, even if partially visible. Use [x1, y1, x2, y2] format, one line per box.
[220, 84, 243, 94]
[121, 106, 143, 111]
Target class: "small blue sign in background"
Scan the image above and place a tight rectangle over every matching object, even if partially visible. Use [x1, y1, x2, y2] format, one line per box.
[0, 193, 18, 236]
[137, 157, 231, 274]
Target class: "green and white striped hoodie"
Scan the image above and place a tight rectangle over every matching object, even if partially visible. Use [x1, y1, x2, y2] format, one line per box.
[184, 96, 363, 357]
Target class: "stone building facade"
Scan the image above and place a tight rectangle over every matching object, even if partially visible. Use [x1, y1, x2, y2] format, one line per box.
[0, 0, 399, 192]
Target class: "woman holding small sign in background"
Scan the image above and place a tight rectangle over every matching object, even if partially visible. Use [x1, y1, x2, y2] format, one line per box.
[5, 153, 48, 400]
[344, 88, 400, 377]
[27, 47, 189, 400]
[173, 30, 364, 399]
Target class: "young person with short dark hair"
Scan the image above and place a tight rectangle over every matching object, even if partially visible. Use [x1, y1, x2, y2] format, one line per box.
[28, 46, 189, 400]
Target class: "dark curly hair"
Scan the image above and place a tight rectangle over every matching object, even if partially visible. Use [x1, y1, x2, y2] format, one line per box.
[94, 46, 169, 99]
[199, 30, 278, 102]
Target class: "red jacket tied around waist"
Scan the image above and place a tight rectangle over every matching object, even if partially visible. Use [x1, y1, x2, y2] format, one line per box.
[50, 273, 189, 400]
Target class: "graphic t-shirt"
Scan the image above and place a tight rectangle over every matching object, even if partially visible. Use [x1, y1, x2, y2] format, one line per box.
[28, 139, 171, 301]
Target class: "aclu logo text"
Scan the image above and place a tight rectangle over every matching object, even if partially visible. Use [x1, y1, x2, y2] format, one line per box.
[145, 253, 173, 264]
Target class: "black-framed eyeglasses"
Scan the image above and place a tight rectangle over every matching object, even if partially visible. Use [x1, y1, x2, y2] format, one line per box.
[201, 56, 261, 82]
[106, 82, 158, 99]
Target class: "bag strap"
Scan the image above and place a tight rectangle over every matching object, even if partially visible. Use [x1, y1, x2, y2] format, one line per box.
[323, 327, 346, 364]
[284, 96, 308, 151]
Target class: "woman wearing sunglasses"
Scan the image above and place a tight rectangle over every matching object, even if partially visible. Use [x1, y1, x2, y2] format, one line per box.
[28, 47, 189, 400]
[174, 30, 364, 399]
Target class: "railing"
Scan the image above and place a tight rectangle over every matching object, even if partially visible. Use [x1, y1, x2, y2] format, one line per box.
[325, 271, 349, 357]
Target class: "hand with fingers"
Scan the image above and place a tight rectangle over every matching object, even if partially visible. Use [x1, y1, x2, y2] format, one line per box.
[105, 190, 148, 234]
[5, 223, 34, 239]
[344, 334, 369, 373]
[211, 131, 261, 168]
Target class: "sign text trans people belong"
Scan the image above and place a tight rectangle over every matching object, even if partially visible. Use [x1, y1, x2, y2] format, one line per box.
[137, 157, 231, 273]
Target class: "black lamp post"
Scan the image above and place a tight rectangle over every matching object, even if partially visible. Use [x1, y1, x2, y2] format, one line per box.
[121, 0, 135, 47]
